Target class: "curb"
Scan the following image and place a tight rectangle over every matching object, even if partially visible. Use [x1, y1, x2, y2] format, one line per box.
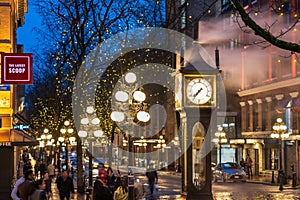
[247, 180, 278, 186]
[247, 180, 300, 189]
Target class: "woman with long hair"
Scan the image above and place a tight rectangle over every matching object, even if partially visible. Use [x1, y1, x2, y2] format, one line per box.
[113, 176, 128, 200]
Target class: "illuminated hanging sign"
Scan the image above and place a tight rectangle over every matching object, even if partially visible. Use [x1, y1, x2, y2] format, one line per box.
[1, 53, 33, 84]
[13, 124, 30, 130]
[0, 84, 10, 90]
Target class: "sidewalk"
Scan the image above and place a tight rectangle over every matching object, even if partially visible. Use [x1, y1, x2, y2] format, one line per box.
[246, 174, 300, 190]
[50, 177, 182, 200]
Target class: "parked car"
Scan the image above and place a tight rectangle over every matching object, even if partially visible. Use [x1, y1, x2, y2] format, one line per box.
[213, 162, 247, 182]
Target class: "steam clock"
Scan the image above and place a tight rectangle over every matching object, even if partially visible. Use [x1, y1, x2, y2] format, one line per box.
[175, 48, 219, 199]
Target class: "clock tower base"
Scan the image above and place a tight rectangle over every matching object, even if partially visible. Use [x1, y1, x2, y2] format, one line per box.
[182, 192, 214, 200]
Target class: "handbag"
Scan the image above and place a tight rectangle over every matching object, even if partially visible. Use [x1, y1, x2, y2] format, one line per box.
[154, 183, 159, 192]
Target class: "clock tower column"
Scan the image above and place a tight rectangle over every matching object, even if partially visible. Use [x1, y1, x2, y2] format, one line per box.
[175, 51, 220, 199]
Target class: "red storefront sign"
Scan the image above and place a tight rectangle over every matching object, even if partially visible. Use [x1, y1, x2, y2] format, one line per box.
[1, 53, 33, 84]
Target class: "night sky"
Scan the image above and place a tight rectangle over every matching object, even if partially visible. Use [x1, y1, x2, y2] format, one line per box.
[17, 1, 41, 53]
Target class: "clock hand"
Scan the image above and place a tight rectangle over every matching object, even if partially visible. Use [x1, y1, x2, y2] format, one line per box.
[193, 88, 203, 99]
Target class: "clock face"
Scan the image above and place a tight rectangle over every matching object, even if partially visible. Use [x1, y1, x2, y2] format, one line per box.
[186, 78, 212, 104]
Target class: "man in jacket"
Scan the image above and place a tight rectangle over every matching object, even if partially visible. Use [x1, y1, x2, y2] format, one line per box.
[145, 167, 158, 197]
[17, 169, 35, 200]
[56, 170, 75, 200]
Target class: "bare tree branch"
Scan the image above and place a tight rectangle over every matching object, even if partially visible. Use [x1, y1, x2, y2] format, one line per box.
[230, 0, 300, 53]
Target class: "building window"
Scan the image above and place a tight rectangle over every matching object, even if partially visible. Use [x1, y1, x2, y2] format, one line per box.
[221, 0, 232, 13]
[217, 116, 236, 139]
[270, 148, 279, 170]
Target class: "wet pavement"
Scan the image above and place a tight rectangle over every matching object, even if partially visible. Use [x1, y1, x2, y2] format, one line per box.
[214, 190, 300, 200]
[50, 178, 300, 200]
[49, 167, 300, 200]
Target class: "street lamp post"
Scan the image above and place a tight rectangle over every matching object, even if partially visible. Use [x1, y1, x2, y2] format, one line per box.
[111, 72, 150, 200]
[271, 117, 288, 190]
[38, 128, 54, 163]
[157, 135, 166, 168]
[58, 120, 75, 172]
[213, 127, 227, 164]
[78, 106, 103, 188]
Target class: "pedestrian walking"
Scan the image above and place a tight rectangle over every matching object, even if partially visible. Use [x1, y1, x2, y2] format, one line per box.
[11, 166, 32, 200]
[43, 171, 52, 198]
[28, 179, 48, 200]
[39, 161, 47, 179]
[92, 178, 113, 200]
[145, 166, 158, 197]
[246, 154, 253, 177]
[17, 169, 36, 200]
[240, 158, 246, 171]
[56, 170, 75, 200]
[134, 178, 146, 200]
[106, 167, 117, 194]
[34, 161, 40, 179]
[47, 162, 55, 179]
[114, 176, 128, 200]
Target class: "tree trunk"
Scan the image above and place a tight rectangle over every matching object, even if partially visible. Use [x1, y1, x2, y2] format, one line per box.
[76, 137, 85, 194]
[108, 142, 112, 167]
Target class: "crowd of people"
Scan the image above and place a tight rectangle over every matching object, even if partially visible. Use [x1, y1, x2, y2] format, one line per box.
[11, 154, 158, 200]
[11, 166, 53, 200]
[91, 166, 156, 200]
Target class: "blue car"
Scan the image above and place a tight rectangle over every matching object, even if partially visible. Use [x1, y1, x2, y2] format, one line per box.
[213, 162, 247, 182]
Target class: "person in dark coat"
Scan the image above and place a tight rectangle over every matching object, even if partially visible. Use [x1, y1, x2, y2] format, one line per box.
[17, 169, 35, 200]
[39, 161, 47, 179]
[106, 167, 117, 194]
[43, 171, 52, 198]
[29, 179, 48, 200]
[92, 178, 113, 200]
[56, 170, 74, 200]
[145, 166, 158, 197]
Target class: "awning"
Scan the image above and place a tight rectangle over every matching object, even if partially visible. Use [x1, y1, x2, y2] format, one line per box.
[0, 129, 37, 146]
[275, 96, 291, 113]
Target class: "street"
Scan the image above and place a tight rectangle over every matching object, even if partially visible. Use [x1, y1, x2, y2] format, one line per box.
[152, 172, 300, 200]
[213, 182, 300, 199]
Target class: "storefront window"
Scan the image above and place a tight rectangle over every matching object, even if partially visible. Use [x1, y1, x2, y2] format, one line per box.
[270, 148, 279, 170]
[216, 115, 238, 164]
